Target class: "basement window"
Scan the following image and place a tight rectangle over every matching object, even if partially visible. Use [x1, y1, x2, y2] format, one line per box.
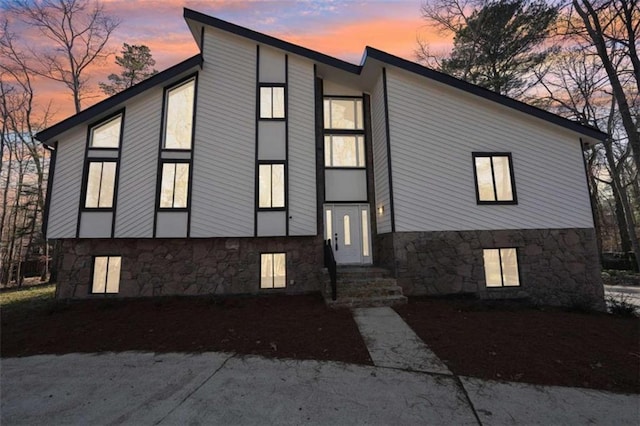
[483, 248, 520, 287]
[92, 256, 121, 294]
[260, 253, 286, 289]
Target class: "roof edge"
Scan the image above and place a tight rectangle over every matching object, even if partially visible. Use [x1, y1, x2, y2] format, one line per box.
[363, 47, 607, 141]
[36, 54, 204, 144]
[183, 8, 361, 75]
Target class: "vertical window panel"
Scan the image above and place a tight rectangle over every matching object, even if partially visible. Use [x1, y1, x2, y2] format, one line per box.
[271, 164, 285, 208]
[501, 248, 520, 286]
[273, 253, 286, 288]
[173, 164, 190, 208]
[106, 257, 121, 293]
[323, 100, 331, 128]
[332, 136, 357, 167]
[160, 163, 176, 208]
[357, 136, 365, 167]
[90, 115, 121, 148]
[492, 156, 513, 201]
[260, 87, 272, 118]
[260, 253, 273, 288]
[475, 157, 496, 202]
[164, 79, 195, 149]
[85, 162, 103, 208]
[272, 87, 285, 118]
[362, 210, 369, 257]
[356, 99, 363, 129]
[259, 164, 272, 208]
[325, 209, 332, 241]
[343, 215, 351, 246]
[99, 162, 116, 208]
[92, 257, 108, 293]
[483, 249, 502, 287]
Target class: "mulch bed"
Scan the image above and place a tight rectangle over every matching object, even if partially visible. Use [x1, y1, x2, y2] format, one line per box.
[1, 293, 372, 366]
[395, 297, 640, 394]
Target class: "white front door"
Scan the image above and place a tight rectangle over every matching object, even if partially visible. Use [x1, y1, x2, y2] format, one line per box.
[324, 204, 372, 265]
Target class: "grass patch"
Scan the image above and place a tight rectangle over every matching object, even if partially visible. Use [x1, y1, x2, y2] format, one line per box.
[0, 284, 56, 314]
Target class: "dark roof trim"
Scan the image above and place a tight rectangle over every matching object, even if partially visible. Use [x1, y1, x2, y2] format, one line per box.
[36, 54, 203, 144]
[363, 47, 607, 141]
[183, 8, 361, 74]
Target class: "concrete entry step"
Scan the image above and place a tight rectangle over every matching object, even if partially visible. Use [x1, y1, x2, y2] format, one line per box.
[323, 266, 407, 308]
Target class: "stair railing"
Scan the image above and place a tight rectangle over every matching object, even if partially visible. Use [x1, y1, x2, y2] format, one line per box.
[324, 239, 337, 300]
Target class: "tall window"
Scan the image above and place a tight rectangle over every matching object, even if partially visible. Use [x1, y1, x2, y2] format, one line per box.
[323, 97, 365, 169]
[84, 113, 122, 210]
[260, 253, 286, 288]
[156, 76, 196, 217]
[473, 153, 517, 204]
[483, 248, 520, 287]
[85, 161, 117, 208]
[259, 163, 285, 209]
[92, 256, 121, 294]
[163, 78, 195, 149]
[159, 162, 189, 208]
[260, 86, 285, 119]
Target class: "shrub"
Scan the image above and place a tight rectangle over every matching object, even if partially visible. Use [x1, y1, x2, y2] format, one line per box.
[606, 294, 638, 317]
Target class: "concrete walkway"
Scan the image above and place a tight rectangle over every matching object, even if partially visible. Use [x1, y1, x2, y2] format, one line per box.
[1, 307, 638, 425]
[353, 307, 450, 374]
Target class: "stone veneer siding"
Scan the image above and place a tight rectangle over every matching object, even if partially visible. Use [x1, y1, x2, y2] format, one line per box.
[55, 236, 324, 298]
[375, 228, 605, 310]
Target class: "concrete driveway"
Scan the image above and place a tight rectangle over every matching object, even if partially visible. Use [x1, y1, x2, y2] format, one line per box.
[2, 351, 637, 425]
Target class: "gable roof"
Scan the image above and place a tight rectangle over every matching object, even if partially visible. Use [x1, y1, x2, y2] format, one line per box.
[185, 7, 606, 142]
[36, 54, 203, 144]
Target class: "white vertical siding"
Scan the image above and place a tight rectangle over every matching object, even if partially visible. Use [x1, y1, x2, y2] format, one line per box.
[370, 75, 391, 234]
[191, 29, 256, 237]
[47, 127, 85, 238]
[287, 55, 317, 236]
[114, 87, 162, 238]
[385, 68, 594, 231]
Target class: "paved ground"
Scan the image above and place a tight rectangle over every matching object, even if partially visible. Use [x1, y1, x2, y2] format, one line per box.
[605, 285, 640, 308]
[2, 307, 638, 425]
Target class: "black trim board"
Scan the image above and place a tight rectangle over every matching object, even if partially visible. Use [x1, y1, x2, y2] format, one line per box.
[36, 55, 203, 144]
[41, 142, 57, 238]
[382, 68, 396, 233]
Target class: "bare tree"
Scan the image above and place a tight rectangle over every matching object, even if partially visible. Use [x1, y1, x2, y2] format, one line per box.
[570, 0, 640, 173]
[4, 0, 120, 113]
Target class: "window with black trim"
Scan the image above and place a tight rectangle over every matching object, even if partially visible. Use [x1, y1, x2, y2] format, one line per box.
[483, 248, 520, 287]
[85, 161, 117, 208]
[92, 256, 121, 293]
[259, 86, 285, 119]
[90, 115, 122, 148]
[324, 135, 366, 168]
[159, 162, 189, 208]
[258, 163, 285, 209]
[324, 98, 363, 130]
[260, 253, 286, 288]
[472, 153, 517, 204]
[163, 78, 195, 149]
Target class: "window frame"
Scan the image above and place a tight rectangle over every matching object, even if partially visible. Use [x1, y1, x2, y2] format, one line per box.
[90, 255, 122, 294]
[323, 97, 364, 131]
[82, 159, 118, 210]
[482, 247, 521, 288]
[472, 152, 518, 205]
[258, 84, 286, 120]
[88, 113, 123, 149]
[324, 134, 367, 169]
[259, 252, 287, 289]
[157, 159, 191, 211]
[257, 161, 287, 211]
[162, 76, 197, 150]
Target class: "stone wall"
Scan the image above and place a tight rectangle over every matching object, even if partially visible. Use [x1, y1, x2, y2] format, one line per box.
[55, 236, 324, 298]
[377, 228, 605, 310]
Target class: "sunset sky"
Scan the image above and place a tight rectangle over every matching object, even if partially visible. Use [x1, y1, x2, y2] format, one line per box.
[22, 0, 452, 123]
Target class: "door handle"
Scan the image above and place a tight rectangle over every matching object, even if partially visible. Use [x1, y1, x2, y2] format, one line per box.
[334, 233, 338, 251]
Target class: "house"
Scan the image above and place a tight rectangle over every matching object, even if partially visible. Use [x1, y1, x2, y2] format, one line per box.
[36, 8, 606, 309]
